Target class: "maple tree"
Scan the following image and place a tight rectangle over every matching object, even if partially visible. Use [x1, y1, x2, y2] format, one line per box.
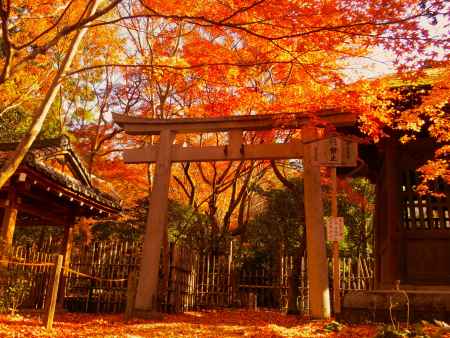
[0, 0, 123, 189]
[359, 62, 450, 194]
[0, 2, 446, 284]
[63, 0, 448, 271]
[107, 0, 447, 201]
[0, 0, 447, 200]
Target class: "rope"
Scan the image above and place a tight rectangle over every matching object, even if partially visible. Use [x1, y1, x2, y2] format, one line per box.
[63, 267, 127, 283]
[0, 259, 127, 283]
[0, 260, 54, 267]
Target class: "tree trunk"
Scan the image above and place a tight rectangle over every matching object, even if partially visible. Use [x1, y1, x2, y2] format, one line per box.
[0, 0, 102, 189]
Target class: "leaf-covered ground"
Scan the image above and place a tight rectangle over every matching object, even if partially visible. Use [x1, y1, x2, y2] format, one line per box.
[0, 309, 448, 337]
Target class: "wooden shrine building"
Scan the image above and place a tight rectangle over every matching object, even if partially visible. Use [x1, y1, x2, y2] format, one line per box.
[365, 138, 450, 288]
[342, 135, 450, 321]
[340, 70, 450, 320]
[0, 136, 121, 261]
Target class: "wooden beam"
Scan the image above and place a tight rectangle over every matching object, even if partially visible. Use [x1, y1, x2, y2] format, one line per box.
[18, 201, 70, 226]
[302, 126, 331, 319]
[124, 142, 304, 163]
[16, 187, 74, 218]
[113, 111, 356, 135]
[228, 129, 244, 159]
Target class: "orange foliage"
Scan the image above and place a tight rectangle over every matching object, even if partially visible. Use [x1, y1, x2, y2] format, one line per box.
[2, 310, 450, 337]
[4, 0, 446, 208]
[0, 310, 379, 337]
[108, 0, 449, 126]
[9, 0, 439, 206]
[358, 62, 450, 193]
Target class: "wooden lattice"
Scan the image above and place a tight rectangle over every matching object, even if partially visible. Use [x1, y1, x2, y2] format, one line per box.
[401, 169, 450, 230]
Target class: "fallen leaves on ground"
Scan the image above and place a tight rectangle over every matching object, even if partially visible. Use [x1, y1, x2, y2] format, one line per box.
[0, 310, 448, 338]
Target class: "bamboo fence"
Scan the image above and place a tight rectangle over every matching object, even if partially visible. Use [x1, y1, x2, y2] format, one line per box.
[0, 241, 374, 314]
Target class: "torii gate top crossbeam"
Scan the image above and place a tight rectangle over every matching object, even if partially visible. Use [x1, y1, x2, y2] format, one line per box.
[112, 111, 356, 135]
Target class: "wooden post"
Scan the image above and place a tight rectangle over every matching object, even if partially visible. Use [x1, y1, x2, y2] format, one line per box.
[161, 225, 170, 311]
[125, 271, 138, 321]
[44, 255, 63, 330]
[169, 245, 180, 312]
[373, 140, 402, 288]
[58, 224, 74, 307]
[384, 141, 401, 286]
[227, 240, 233, 304]
[302, 126, 331, 319]
[331, 167, 341, 314]
[134, 129, 174, 313]
[0, 187, 18, 257]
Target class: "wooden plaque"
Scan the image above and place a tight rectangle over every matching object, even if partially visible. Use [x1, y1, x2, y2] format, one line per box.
[311, 136, 358, 167]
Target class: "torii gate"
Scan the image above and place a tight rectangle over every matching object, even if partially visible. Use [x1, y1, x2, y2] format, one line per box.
[113, 111, 356, 319]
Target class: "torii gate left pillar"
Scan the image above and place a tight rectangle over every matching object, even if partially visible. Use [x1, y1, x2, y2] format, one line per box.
[134, 130, 174, 313]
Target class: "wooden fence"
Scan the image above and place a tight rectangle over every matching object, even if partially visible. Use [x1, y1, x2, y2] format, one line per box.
[159, 247, 373, 313]
[339, 256, 374, 291]
[279, 255, 309, 312]
[0, 246, 55, 310]
[194, 254, 231, 309]
[64, 241, 140, 313]
[1, 241, 374, 314]
[159, 245, 233, 313]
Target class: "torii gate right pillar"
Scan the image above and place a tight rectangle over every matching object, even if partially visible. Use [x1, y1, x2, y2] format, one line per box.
[302, 126, 331, 319]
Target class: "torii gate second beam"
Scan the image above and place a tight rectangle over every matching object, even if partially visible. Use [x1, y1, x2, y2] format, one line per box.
[113, 111, 356, 319]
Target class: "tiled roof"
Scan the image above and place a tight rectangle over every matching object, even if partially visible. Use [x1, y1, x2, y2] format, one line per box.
[0, 137, 121, 212]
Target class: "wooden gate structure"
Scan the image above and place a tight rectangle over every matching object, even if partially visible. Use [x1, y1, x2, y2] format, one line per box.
[113, 111, 356, 319]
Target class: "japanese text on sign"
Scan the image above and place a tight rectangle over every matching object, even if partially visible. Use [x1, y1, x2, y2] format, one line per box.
[311, 136, 358, 167]
[326, 217, 345, 241]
